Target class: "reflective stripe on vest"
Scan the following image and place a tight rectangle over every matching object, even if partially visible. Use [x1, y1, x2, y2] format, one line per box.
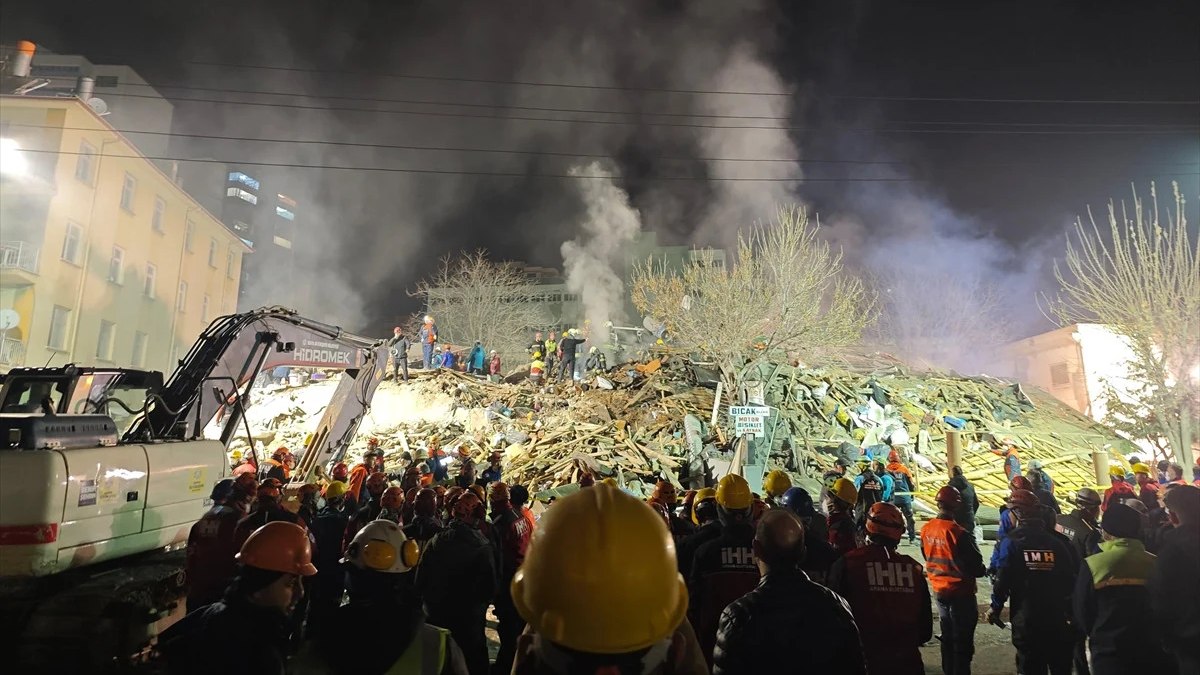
[921, 519, 970, 596]
[385, 625, 449, 674]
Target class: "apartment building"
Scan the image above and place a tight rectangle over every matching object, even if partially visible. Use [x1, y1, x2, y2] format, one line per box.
[0, 95, 248, 373]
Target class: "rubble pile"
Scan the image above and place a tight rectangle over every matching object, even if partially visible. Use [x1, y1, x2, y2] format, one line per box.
[242, 353, 1135, 506]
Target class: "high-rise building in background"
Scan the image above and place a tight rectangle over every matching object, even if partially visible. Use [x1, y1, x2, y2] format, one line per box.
[218, 165, 303, 311]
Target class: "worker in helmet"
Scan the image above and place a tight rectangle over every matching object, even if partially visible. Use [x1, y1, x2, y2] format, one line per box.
[885, 448, 918, 544]
[488, 481, 533, 674]
[649, 479, 693, 539]
[305, 481, 351, 639]
[991, 439, 1022, 483]
[262, 447, 293, 483]
[160, 522, 316, 675]
[345, 472, 390, 549]
[947, 466, 981, 539]
[295, 483, 321, 530]
[387, 326, 411, 381]
[1027, 469, 1061, 515]
[687, 474, 761, 668]
[584, 345, 607, 375]
[347, 444, 386, 505]
[377, 486, 405, 525]
[920, 486, 986, 675]
[827, 477, 859, 554]
[543, 331, 557, 375]
[1148, 484, 1200, 673]
[404, 487, 444, 546]
[528, 351, 545, 385]
[480, 450, 503, 485]
[509, 484, 537, 534]
[988, 474, 1033, 576]
[987, 489, 1078, 675]
[420, 315, 438, 369]
[1131, 462, 1161, 512]
[509, 483, 708, 675]
[677, 487, 720, 578]
[186, 479, 247, 613]
[415, 492, 497, 675]
[829, 502, 932, 674]
[555, 330, 584, 382]
[713, 510, 866, 675]
[299, 520, 470, 675]
[528, 331, 546, 359]
[1054, 486, 1103, 675]
[488, 350, 502, 377]
[819, 457, 850, 516]
[853, 462, 888, 541]
[779, 486, 838, 587]
[233, 478, 302, 551]
[761, 469, 791, 509]
[1101, 464, 1136, 512]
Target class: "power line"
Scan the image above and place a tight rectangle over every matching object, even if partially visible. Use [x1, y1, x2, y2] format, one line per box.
[10, 123, 1199, 169]
[54, 90, 1200, 134]
[40, 76, 1200, 127]
[183, 60, 1200, 105]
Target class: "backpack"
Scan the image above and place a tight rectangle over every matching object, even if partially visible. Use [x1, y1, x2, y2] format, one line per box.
[888, 469, 910, 493]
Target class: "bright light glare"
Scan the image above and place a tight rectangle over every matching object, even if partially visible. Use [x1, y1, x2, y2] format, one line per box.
[0, 138, 29, 176]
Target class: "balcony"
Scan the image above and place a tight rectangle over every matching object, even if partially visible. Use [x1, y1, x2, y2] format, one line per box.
[0, 241, 40, 286]
[0, 336, 25, 366]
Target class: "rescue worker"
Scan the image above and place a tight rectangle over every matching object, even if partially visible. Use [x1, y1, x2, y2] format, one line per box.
[688, 474, 760, 667]
[378, 486, 405, 525]
[988, 474, 1033, 575]
[347, 444, 385, 505]
[987, 489, 1077, 675]
[159, 522, 316, 675]
[677, 487, 720, 578]
[1148, 484, 1200, 673]
[345, 472, 389, 548]
[885, 449, 918, 543]
[466, 341, 485, 375]
[509, 484, 537, 535]
[780, 486, 838, 586]
[388, 326, 411, 381]
[528, 351, 545, 385]
[420, 315, 438, 369]
[1132, 462, 1161, 512]
[992, 439, 1022, 482]
[330, 461, 354, 510]
[830, 502, 932, 674]
[488, 482, 533, 675]
[1028, 469, 1061, 514]
[1027, 458, 1055, 492]
[947, 466, 980, 537]
[300, 520, 470, 674]
[556, 329, 583, 381]
[920, 486, 986, 675]
[296, 483, 320, 530]
[1101, 465, 1135, 512]
[509, 483, 708, 675]
[262, 447, 293, 483]
[584, 345, 607, 375]
[306, 480, 350, 639]
[1055, 487, 1102, 561]
[480, 451, 503, 484]
[543, 331, 557, 375]
[827, 477, 860, 554]
[853, 463, 885, 539]
[528, 331, 546, 360]
[649, 479, 693, 539]
[404, 487, 445, 545]
[1073, 502, 1172, 675]
[185, 478, 253, 612]
[233, 478, 302, 550]
[819, 458, 850, 515]
[761, 469, 792, 509]
[415, 492, 497, 675]
[713, 509, 867, 675]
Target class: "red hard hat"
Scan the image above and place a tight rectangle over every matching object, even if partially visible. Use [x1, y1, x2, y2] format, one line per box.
[866, 502, 906, 540]
[1006, 488, 1040, 512]
[381, 486, 404, 511]
[405, 487, 420, 504]
[258, 477, 283, 500]
[331, 462, 349, 481]
[233, 472, 258, 497]
[366, 472, 389, 493]
[935, 486, 963, 508]
[452, 492, 483, 522]
[415, 488, 438, 517]
[888, 449, 901, 463]
[236, 521, 317, 576]
[490, 481, 510, 503]
[1009, 475, 1032, 492]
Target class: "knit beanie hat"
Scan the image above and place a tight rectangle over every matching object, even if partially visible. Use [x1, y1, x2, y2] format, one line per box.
[1101, 503, 1141, 539]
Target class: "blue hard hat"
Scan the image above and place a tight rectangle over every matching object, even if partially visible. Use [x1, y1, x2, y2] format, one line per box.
[209, 478, 235, 502]
[780, 486, 816, 518]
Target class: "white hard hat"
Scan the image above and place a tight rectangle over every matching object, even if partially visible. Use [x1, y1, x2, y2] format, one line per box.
[423, 315, 433, 323]
[341, 520, 419, 574]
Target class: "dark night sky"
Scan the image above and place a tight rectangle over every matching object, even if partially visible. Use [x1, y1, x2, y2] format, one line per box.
[3, 0, 1198, 337]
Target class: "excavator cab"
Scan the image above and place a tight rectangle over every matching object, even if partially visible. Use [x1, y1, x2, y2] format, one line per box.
[0, 366, 163, 436]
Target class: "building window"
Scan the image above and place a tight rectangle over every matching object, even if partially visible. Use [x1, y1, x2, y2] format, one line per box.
[107, 246, 125, 284]
[226, 187, 258, 204]
[226, 250, 236, 279]
[48, 305, 71, 350]
[1050, 362, 1071, 388]
[275, 206, 295, 221]
[228, 171, 260, 191]
[208, 239, 218, 268]
[185, 219, 195, 252]
[120, 172, 137, 212]
[201, 295, 210, 322]
[96, 320, 116, 360]
[273, 235, 292, 249]
[152, 196, 166, 233]
[177, 281, 188, 313]
[75, 140, 96, 184]
[231, 220, 251, 235]
[131, 331, 148, 367]
[61, 222, 83, 264]
[144, 263, 157, 298]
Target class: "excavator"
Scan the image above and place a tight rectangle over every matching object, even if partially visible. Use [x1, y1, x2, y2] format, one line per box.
[0, 308, 387, 672]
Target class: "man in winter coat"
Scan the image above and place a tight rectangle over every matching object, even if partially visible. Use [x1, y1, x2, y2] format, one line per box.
[677, 488, 721, 578]
[947, 466, 980, 536]
[827, 478, 860, 554]
[987, 489, 1077, 675]
[921, 486, 986, 675]
[419, 315, 438, 369]
[346, 444, 385, 505]
[830, 502, 932, 674]
[1148, 484, 1200, 673]
[416, 492, 497, 675]
[466, 341, 485, 375]
[1101, 465, 1136, 512]
[1074, 503, 1172, 675]
[780, 486, 837, 586]
[233, 479, 302, 551]
[555, 330, 583, 381]
[388, 326, 411, 381]
[885, 448, 918, 544]
[185, 478, 254, 612]
[488, 482, 533, 675]
[714, 509, 867, 675]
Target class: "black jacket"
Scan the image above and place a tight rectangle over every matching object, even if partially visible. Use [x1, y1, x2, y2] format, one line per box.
[947, 475, 980, 532]
[990, 519, 1077, 638]
[310, 507, 350, 582]
[688, 520, 759, 666]
[415, 521, 497, 620]
[800, 523, 839, 588]
[676, 520, 721, 578]
[712, 569, 867, 675]
[1054, 508, 1101, 561]
[403, 515, 444, 545]
[1148, 524, 1200, 662]
[159, 594, 290, 675]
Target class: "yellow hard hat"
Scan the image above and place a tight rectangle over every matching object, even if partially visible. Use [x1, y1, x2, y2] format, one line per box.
[601, 477, 618, 487]
[831, 477, 859, 506]
[324, 481, 349, 501]
[1109, 465, 1126, 478]
[692, 487, 717, 525]
[511, 483, 687, 654]
[716, 474, 752, 510]
[763, 470, 792, 498]
[1131, 463, 1151, 475]
[230, 449, 243, 461]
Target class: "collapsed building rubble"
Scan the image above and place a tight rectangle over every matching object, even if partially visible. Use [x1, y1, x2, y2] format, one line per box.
[235, 353, 1137, 507]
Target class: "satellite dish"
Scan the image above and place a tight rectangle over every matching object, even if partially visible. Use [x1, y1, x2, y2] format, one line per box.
[0, 308, 19, 330]
[87, 97, 110, 116]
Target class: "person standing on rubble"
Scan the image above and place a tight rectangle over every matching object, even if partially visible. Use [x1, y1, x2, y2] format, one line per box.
[920, 486, 986, 675]
[488, 350, 501, 377]
[528, 331, 545, 360]
[1028, 469, 1061, 514]
[466, 341, 486, 375]
[416, 492, 497, 675]
[528, 351, 545, 386]
[262, 447, 293, 483]
[556, 329, 583, 382]
[584, 345, 607, 375]
[488, 482, 533, 675]
[1101, 465, 1136, 512]
[991, 440, 1022, 483]
[543, 330, 558, 376]
[988, 475, 1031, 576]
[405, 488, 444, 546]
[852, 463, 885, 540]
[827, 478, 860, 554]
[420, 315, 438, 369]
[347, 442, 385, 506]
[885, 448, 918, 544]
[480, 450, 503, 484]
[389, 326, 411, 381]
[947, 466, 980, 540]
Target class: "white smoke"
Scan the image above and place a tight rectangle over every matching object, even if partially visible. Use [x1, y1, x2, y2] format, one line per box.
[560, 162, 643, 332]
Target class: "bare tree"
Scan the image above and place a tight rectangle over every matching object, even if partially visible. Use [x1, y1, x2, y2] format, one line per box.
[411, 250, 552, 369]
[631, 204, 875, 406]
[1049, 182, 1199, 468]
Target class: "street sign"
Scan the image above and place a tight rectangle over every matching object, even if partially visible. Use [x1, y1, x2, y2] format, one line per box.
[729, 405, 770, 418]
[730, 405, 771, 437]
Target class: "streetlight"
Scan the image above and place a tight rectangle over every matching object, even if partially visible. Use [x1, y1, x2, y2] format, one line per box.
[0, 137, 29, 176]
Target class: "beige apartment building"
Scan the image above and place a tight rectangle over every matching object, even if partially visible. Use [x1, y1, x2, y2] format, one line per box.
[0, 95, 248, 374]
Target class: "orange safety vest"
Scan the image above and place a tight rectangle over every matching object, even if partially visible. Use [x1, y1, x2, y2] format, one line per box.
[347, 464, 369, 502]
[920, 517, 975, 598]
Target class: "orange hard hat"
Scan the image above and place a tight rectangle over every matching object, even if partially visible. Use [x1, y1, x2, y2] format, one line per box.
[405, 487, 420, 504]
[381, 486, 404, 511]
[1006, 488, 1040, 513]
[258, 478, 283, 500]
[367, 437, 381, 447]
[233, 472, 258, 496]
[453, 491, 483, 522]
[866, 502, 906, 541]
[444, 486, 465, 511]
[236, 521, 317, 576]
[936, 486, 963, 508]
[887, 449, 901, 463]
[415, 488, 438, 517]
[490, 481, 511, 502]
[272, 447, 290, 461]
[470, 484, 487, 502]
[651, 480, 677, 504]
[649, 500, 670, 527]
[1009, 475, 1032, 492]
[366, 472, 388, 493]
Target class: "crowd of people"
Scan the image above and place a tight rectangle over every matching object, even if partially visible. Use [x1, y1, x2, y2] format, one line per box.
[163, 433, 1200, 675]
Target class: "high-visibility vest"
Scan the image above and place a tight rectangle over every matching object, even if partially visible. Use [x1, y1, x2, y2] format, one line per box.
[920, 517, 974, 597]
[384, 625, 449, 674]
